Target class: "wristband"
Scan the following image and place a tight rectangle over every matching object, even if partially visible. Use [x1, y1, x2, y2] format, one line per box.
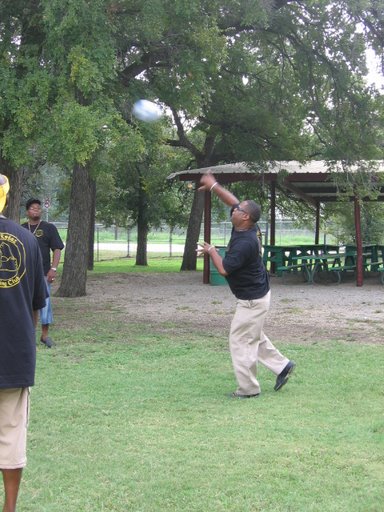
[210, 182, 218, 192]
[51, 267, 57, 272]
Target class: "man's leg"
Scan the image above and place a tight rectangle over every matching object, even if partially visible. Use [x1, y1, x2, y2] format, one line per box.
[248, 290, 289, 374]
[40, 323, 53, 348]
[254, 292, 295, 390]
[257, 332, 289, 375]
[230, 291, 293, 393]
[40, 282, 53, 347]
[41, 324, 50, 340]
[229, 294, 271, 395]
[0, 388, 29, 512]
[1, 468, 22, 512]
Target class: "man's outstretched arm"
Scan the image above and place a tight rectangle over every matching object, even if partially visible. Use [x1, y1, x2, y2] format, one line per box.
[198, 172, 239, 207]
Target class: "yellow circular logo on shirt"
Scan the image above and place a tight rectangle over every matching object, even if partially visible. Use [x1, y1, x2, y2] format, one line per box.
[0, 232, 26, 288]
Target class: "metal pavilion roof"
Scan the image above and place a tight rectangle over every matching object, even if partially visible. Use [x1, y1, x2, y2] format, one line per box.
[168, 160, 384, 206]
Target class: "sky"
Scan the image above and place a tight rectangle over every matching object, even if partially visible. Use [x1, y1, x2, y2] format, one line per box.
[365, 49, 384, 89]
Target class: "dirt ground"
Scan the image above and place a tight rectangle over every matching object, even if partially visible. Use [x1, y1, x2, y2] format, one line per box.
[83, 271, 384, 344]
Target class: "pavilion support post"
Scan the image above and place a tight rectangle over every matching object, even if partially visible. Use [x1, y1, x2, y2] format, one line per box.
[270, 180, 276, 245]
[203, 190, 212, 284]
[315, 201, 320, 245]
[270, 180, 276, 273]
[354, 195, 363, 287]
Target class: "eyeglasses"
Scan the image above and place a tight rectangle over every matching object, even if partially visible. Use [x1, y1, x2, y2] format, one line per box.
[28, 206, 41, 211]
[231, 205, 247, 215]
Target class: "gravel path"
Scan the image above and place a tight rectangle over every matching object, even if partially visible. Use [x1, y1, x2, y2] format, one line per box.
[84, 272, 384, 344]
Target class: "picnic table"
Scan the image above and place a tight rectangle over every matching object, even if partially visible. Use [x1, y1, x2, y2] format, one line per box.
[263, 242, 384, 285]
[265, 243, 384, 284]
[263, 244, 341, 276]
[263, 244, 340, 276]
[344, 244, 379, 270]
[290, 253, 343, 283]
[344, 244, 384, 283]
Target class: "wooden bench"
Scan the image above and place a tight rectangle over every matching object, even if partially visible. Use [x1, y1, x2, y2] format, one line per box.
[378, 268, 384, 285]
[375, 263, 384, 284]
[277, 264, 309, 282]
[327, 265, 356, 284]
[329, 262, 384, 284]
[363, 260, 384, 284]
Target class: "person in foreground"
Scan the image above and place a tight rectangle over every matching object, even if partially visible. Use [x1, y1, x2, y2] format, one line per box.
[0, 175, 47, 511]
[197, 172, 295, 399]
[22, 199, 64, 348]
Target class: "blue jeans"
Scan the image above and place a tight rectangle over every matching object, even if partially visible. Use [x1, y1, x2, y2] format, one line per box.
[40, 279, 53, 325]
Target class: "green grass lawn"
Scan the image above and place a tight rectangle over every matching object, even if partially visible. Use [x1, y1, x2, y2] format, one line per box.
[14, 291, 384, 512]
[90, 256, 202, 274]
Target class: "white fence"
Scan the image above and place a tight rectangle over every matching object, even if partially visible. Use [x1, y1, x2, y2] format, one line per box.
[54, 221, 333, 260]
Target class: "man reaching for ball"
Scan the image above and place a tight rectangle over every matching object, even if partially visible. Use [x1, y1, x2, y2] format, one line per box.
[197, 172, 295, 398]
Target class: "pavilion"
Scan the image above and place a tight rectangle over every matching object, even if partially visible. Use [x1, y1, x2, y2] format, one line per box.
[168, 160, 384, 286]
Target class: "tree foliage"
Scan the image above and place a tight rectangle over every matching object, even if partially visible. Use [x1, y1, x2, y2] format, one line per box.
[325, 201, 384, 245]
[1, 0, 383, 288]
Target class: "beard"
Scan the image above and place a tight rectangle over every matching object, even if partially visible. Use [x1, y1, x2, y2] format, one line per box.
[29, 214, 41, 222]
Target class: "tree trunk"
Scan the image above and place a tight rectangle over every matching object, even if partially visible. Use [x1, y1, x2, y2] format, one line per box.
[87, 178, 96, 271]
[181, 187, 205, 270]
[135, 176, 148, 266]
[136, 220, 148, 265]
[56, 163, 93, 297]
[0, 158, 24, 222]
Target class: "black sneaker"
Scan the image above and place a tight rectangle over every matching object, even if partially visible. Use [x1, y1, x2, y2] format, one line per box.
[41, 337, 53, 348]
[274, 361, 296, 391]
[229, 391, 260, 399]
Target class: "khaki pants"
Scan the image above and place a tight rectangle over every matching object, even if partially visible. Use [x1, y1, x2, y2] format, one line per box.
[0, 388, 30, 469]
[229, 291, 288, 395]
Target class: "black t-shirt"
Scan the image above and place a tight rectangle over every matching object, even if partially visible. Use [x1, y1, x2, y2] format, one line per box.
[0, 218, 47, 388]
[21, 220, 64, 275]
[222, 226, 270, 300]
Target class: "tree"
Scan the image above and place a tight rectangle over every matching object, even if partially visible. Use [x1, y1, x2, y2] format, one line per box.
[0, 0, 50, 220]
[1, 0, 383, 290]
[325, 201, 384, 245]
[161, 0, 384, 269]
[31, 0, 238, 293]
[96, 121, 192, 265]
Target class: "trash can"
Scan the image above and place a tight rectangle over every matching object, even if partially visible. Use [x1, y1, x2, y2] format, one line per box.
[210, 246, 227, 286]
